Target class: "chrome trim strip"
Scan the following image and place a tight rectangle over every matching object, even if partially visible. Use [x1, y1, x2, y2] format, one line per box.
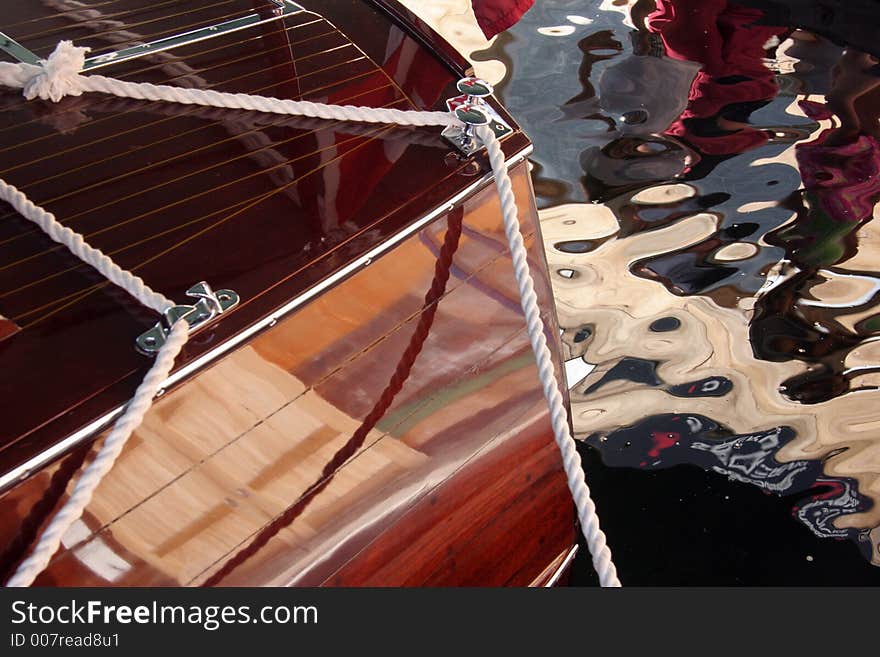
[0, 31, 39, 64]
[545, 544, 579, 587]
[0, 145, 533, 494]
[82, 2, 305, 71]
[0, 2, 304, 69]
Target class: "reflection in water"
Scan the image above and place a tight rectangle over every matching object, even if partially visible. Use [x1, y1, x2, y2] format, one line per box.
[754, 52, 880, 405]
[404, 0, 880, 576]
[585, 415, 871, 547]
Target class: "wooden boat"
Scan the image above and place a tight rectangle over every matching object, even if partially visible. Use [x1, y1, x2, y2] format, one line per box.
[0, 0, 577, 586]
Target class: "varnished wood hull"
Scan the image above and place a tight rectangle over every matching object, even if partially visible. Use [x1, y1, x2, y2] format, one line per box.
[0, 0, 576, 586]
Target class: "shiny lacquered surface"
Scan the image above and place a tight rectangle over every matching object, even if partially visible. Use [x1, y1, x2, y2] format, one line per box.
[0, 162, 576, 586]
[0, 0, 529, 480]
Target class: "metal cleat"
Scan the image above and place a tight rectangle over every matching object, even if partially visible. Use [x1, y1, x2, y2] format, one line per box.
[443, 77, 513, 155]
[136, 282, 239, 356]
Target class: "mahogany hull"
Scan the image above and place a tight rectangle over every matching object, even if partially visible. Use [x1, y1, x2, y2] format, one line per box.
[0, 0, 576, 585]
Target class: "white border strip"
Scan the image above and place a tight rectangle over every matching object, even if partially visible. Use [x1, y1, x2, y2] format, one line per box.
[0, 144, 533, 494]
[544, 544, 579, 587]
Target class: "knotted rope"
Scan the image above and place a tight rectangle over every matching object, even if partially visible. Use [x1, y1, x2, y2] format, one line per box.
[1, 40, 620, 587]
[0, 41, 456, 126]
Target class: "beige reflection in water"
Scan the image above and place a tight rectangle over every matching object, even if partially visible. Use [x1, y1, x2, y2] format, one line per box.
[396, 0, 506, 84]
[399, 1, 880, 564]
[543, 197, 880, 563]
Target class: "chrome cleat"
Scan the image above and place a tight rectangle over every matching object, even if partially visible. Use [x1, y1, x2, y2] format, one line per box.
[443, 77, 513, 155]
[136, 282, 239, 356]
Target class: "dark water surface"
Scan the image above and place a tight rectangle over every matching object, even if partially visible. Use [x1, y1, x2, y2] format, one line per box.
[475, 0, 880, 584]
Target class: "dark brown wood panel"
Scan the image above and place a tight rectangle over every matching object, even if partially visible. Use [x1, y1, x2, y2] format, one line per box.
[0, 0, 529, 483]
[0, 162, 575, 586]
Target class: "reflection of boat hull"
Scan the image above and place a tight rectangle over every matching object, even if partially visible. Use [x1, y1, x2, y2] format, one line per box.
[0, 1, 575, 585]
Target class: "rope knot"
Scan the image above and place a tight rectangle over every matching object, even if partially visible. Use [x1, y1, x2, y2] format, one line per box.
[23, 41, 90, 103]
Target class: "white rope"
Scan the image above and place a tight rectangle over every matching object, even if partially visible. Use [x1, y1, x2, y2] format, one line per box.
[1, 40, 619, 587]
[0, 180, 189, 586]
[0, 179, 173, 314]
[479, 125, 621, 587]
[0, 41, 455, 127]
[6, 321, 188, 587]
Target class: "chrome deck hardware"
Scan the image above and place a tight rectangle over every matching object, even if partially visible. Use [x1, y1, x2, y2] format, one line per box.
[443, 76, 513, 156]
[135, 282, 239, 356]
[456, 77, 493, 108]
[448, 103, 491, 153]
[0, 2, 304, 71]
